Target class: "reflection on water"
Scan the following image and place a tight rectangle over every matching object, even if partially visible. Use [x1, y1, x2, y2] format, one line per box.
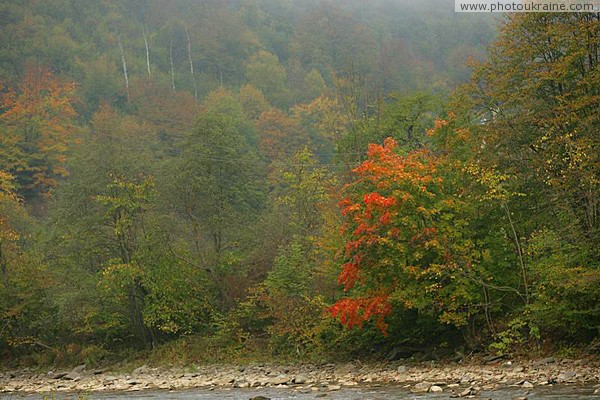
[1, 384, 598, 399]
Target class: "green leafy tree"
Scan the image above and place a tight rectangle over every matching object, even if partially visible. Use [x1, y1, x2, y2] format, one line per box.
[246, 50, 288, 107]
[167, 89, 267, 311]
[443, 12, 600, 343]
[0, 171, 55, 356]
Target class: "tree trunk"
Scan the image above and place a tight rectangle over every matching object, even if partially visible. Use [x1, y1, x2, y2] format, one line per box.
[117, 33, 130, 101]
[169, 39, 176, 91]
[503, 202, 529, 304]
[143, 23, 152, 78]
[185, 25, 198, 100]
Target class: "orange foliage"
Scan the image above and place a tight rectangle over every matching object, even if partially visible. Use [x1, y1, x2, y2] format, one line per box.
[330, 137, 444, 333]
[329, 295, 392, 335]
[0, 65, 77, 196]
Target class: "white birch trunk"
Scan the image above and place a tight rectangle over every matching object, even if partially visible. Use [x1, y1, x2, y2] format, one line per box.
[118, 34, 130, 101]
[185, 25, 198, 100]
[143, 24, 151, 78]
[169, 39, 176, 91]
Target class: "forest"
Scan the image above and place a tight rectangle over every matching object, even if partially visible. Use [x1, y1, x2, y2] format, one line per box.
[0, 0, 598, 368]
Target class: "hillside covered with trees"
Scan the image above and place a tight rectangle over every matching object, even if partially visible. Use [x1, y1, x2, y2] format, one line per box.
[0, 0, 598, 367]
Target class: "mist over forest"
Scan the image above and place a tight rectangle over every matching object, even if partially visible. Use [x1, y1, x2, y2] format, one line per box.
[0, 0, 598, 371]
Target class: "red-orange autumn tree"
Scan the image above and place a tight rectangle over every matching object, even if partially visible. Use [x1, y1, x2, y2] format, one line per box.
[330, 138, 483, 334]
[0, 65, 77, 198]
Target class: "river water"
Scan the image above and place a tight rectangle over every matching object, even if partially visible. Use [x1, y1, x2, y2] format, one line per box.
[1, 384, 599, 399]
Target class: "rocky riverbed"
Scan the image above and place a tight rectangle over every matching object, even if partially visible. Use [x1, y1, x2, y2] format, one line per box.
[1, 357, 599, 398]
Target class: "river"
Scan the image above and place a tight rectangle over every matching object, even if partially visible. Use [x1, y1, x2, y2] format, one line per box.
[1, 384, 599, 399]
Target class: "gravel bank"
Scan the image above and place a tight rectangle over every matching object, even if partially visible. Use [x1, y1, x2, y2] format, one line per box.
[1, 357, 599, 396]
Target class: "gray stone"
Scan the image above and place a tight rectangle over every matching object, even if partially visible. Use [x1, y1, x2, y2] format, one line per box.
[214, 377, 234, 386]
[411, 381, 432, 393]
[251, 379, 263, 387]
[72, 364, 86, 373]
[429, 385, 443, 393]
[293, 375, 308, 384]
[234, 380, 250, 388]
[557, 371, 576, 383]
[397, 365, 407, 373]
[62, 372, 81, 381]
[522, 380, 534, 388]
